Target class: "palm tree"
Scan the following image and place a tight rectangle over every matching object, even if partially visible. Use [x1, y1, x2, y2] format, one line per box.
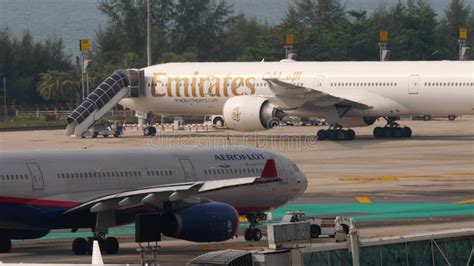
[37, 70, 80, 107]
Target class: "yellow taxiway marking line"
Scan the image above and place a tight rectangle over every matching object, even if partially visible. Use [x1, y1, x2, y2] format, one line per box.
[340, 175, 450, 182]
[339, 176, 398, 182]
[339, 177, 373, 183]
[454, 199, 474, 204]
[356, 197, 372, 204]
[398, 175, 446, 179]
[377, 176, 399, 181]
[449, 172, 474, 177]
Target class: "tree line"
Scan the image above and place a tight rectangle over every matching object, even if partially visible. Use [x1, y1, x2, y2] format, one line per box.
[1, 0, 473, 105]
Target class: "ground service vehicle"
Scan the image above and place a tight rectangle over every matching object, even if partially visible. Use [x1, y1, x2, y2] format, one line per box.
[281, 211, 349, 238]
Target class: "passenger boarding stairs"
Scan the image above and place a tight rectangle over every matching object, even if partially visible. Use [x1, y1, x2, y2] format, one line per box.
[66, 69, 144, 137]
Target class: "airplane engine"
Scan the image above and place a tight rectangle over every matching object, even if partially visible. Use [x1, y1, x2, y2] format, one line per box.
[161, 202, 239, 242]
[223, 96, 288, 131]
[0, 229, 50, 240]
[339, 117, 377, 128]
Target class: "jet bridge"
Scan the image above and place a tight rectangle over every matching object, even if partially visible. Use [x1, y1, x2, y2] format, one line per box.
[66, 69, 144, 137]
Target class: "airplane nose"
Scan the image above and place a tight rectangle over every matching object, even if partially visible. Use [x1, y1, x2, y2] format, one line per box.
[297, 173, 308, 194]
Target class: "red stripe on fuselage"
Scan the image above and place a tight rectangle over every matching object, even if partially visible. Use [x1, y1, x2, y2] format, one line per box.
[0, 196, 79, 208]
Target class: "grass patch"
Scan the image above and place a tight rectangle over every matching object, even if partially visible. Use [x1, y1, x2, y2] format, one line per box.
[0, 117, 67, 129]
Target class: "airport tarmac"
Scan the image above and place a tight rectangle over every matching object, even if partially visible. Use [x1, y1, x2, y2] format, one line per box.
[0, 116, 473, 264]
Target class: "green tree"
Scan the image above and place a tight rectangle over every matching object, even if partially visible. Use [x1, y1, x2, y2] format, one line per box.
[36, 70, 80, 106]
[95, 0, 235, 67]
[171, 0, 233, 60]
[0, 28, 71, 105]
[438, 0, 472, 59]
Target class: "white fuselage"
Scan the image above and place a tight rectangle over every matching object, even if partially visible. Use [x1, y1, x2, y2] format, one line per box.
[0, 147, 307, 229]
[119, 61, 474, 118]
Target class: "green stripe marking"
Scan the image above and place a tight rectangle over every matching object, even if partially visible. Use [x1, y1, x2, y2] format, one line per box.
[39, 203, 474, 240]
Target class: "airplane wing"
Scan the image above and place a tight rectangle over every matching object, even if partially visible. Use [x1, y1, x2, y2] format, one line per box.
[263, 78, 372, 110]
[62, 159, 280, 215]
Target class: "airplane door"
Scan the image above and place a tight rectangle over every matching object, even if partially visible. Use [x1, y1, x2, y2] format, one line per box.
[26, 162, 44, 191]
[314, 75, 325, 92]
[409, 75, 420, 94]
[179, 159, 196, 182]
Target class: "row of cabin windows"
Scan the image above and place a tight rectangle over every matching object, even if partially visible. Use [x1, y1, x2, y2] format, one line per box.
[331, 82, 398, 87]
[155, 82, 308, 88]
[147, 170, 173, 176]
[1, 174, 29, 181]
[203, 167, 262, 176]
[425, 82, 473, 87]
[57, 171, 143, 179]
[154, 80, 473, 89]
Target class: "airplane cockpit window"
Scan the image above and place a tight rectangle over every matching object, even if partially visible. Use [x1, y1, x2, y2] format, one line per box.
[292, 164, 300, 172]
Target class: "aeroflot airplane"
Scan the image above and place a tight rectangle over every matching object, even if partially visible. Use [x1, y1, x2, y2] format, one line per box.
[0, 148, 307, 254]
[114, 60, 473, 140]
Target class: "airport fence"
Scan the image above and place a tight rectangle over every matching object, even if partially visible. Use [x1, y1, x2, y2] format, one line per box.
[1, 104, 134, 121]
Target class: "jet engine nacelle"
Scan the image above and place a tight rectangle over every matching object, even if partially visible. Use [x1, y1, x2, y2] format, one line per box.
[339, 117, 377, 128]
[223, 96, 287, 131]
[161, 202, 239, 242]
[0, 229, 50, 240]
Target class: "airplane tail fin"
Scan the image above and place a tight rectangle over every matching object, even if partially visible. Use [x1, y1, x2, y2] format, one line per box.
[261, 159, 278, 178]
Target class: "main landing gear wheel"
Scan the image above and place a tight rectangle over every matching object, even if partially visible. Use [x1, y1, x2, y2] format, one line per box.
[0, 238, 12, 253]
[72, 238, 87, 255]
[374, 126, 412, 139]
[104, 237, 119, 254]
[374, 117, 412, 139]
[317, 129, 355, 141]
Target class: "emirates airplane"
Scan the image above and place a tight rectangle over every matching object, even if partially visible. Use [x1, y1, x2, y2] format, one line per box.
[0, 148, 307, 254]
[67, 60, 473, 141]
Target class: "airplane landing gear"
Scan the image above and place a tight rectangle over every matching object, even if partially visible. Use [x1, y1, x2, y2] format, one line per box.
[72, 234, 119, 255]
[143, 111, 157, 136]
[143, 126, 157, 136]
[317, 125, 356, 141]
[244, 213, 265, 241]
[72, 237, 87, 255]
[373, 118, 412, 139]
[0, 237, 12, 253]
[73, 211, 119, 255]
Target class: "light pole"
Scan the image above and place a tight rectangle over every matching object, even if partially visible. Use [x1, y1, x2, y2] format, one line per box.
[378, 31, 390, 61]
[2, 77, 6, 120]
[458, 27, 469, 61]
[147, 0, 152, 66]
[81, 59, 85, 100]
[79, 39, 91, 99]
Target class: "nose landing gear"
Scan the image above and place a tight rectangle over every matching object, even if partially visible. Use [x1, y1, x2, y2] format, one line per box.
[244, 213, 265, 241]
[0, 237, 11, 253]
[73, 211, 119, 255]
[72, 234, 119, 255]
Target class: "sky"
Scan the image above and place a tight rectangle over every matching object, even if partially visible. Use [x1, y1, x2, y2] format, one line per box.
[0, 0, 471, 56]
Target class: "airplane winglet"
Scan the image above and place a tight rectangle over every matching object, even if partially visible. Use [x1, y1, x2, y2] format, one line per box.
[261, 159, 278, 178]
